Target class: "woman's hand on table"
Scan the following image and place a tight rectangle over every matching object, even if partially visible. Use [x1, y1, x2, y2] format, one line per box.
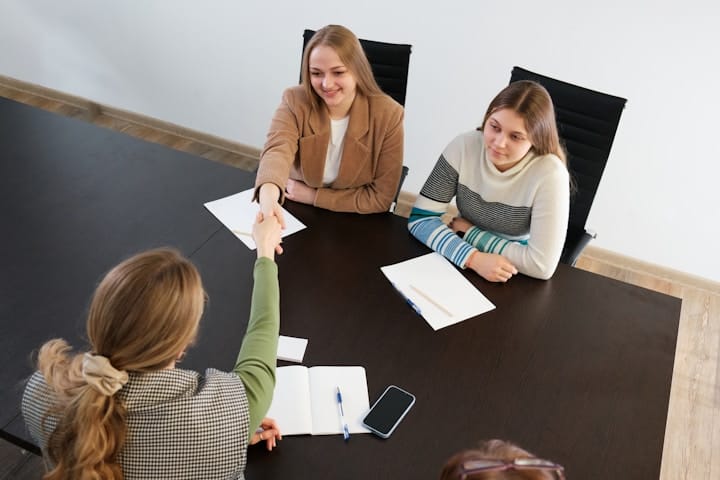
[250, 417, 282, 451]
[285, 178, 317, 205]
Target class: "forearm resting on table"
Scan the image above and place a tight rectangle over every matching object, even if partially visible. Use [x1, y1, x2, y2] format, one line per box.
[314, 184, 393, 213]
[234, 258, 280, 440]
[462, 223, 563, 279]
[408, 210, 475, 267]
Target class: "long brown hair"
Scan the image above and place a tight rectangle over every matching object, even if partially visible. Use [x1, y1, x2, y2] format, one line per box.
[480, 81, 567, 166]
[300, 24, 384, 110]
[440, 439, 562, 480]
[37, 248, 205, 479]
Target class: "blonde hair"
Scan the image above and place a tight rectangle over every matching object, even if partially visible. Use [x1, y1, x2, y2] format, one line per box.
[37, 248, 205, 480]
[480, 81, 567, 166]
[300, 24, 384, 110]
[440, 439, 561, 480]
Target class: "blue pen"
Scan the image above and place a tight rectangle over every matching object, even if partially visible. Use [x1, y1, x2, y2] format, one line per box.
[336, 386, 351, 441]
[391, 282, 422, 316]
[404, 296, 422, 316]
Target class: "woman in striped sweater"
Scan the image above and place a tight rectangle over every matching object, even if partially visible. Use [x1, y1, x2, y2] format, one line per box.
[408, 81, 570, 281]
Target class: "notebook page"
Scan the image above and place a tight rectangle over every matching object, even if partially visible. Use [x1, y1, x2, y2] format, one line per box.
[265, 366, 313, 435]
[307, 366, 371, 435]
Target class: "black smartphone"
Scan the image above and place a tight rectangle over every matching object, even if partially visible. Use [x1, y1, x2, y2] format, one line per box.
[361, 385, 415, 438]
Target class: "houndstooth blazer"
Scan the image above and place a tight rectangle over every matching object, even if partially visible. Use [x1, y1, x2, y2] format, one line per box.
[22, 367, 251, 479]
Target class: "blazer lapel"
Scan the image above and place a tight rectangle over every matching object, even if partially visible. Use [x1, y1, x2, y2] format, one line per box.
[333, 93, 370, 187]
[298, 105, 330, 187]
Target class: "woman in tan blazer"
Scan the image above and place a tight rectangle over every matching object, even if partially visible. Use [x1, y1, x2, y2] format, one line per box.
[254, 25, 404, 220]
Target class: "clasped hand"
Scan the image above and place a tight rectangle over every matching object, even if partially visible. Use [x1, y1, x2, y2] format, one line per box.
[252, 212, 283, 259]
[450, 216, 518, 283]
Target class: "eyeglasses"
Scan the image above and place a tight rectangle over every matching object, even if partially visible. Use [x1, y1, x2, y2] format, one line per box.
[459, 458, 565, 479]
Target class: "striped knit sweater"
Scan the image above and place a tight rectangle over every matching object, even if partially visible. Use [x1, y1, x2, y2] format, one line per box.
[408, 130, 569, 280]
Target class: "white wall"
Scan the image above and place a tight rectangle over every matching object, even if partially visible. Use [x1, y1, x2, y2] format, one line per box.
[2, 0, 719, 282]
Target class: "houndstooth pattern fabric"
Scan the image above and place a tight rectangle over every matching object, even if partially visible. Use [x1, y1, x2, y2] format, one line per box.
[22, 368, 250, 480]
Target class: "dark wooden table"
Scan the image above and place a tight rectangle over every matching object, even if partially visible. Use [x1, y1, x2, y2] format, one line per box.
[1, 97, 681, 479]
[0, 97, 255, 447]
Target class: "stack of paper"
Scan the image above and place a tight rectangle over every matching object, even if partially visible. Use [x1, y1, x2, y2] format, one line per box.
[381, 252, 495, 330]
[277, 335, 308, 363]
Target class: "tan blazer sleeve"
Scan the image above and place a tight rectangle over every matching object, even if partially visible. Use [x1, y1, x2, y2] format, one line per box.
[254, 88, 302, 203]
[314, 99, 404, 213]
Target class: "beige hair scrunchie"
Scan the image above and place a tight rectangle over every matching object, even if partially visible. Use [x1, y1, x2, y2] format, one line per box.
[82, 353, 129, 396]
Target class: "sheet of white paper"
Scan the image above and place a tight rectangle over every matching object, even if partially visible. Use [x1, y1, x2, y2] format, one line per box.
[203, 189, 306, 249]
[381, 252, 495, 330]
[308, 366, 371, 435]
[277, 335, 308, 363]
[265, 366, 313, 436]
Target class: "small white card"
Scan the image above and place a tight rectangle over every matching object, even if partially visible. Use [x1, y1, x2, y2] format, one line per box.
[277, 335, 308, 363]
[204, 188, 306, 250]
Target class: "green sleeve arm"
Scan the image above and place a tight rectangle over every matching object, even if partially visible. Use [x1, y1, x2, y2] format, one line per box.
[233, 257, 279, 441]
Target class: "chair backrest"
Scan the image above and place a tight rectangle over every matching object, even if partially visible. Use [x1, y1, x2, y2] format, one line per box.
[301, 29, 411, 106]
[509, 66, 626, 242]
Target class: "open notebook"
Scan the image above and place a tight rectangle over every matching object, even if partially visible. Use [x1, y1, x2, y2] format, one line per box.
[266, 366, 371, 436]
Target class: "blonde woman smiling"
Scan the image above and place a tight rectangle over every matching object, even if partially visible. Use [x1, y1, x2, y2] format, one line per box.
[255, 24, 404, 219]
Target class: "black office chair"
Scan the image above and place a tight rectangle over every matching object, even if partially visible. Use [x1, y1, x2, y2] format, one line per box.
[509, 66, 626, 266]
[302, 29, 411, 211]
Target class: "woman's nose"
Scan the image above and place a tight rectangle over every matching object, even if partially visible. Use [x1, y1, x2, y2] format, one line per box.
[322, 76, 334, 89]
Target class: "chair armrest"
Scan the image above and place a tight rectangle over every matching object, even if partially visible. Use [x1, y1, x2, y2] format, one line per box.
[560, 227, 596, 266]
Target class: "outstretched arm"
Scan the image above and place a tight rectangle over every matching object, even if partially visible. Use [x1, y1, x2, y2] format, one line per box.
[233, 214, 283, 441]
[254, 88, 302, 222]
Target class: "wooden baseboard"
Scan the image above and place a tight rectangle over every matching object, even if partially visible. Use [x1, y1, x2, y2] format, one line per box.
[580, 246, 719, 294]
[0, 74, 261, 160]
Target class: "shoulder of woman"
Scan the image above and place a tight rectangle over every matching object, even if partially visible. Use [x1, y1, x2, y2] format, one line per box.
[447, 129, 484, 150]
[366, 93, 403, 116]
[282, 85, 311, 105]
[530, 153, 570, 180]
[24, 370, 49, 391]
[22, 371, 54, 409]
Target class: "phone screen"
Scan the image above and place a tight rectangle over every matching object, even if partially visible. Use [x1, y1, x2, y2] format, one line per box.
[362, 386, 415, 437]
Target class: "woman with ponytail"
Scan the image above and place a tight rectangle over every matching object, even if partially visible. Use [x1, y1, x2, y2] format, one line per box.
[22, 213, 283, 479]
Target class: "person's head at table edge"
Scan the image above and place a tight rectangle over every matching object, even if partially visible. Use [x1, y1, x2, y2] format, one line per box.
[441, 439, 565, 480]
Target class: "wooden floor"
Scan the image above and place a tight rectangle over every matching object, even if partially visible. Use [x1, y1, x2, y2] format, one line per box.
[1, 86, 718, 479]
